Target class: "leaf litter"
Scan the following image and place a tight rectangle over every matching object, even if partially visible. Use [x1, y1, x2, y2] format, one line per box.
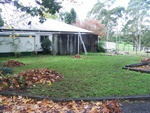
[0, 95, 122, 113]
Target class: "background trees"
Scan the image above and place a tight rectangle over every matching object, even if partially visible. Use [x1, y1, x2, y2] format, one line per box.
[123, 0, 150, 51]
[88, 0, 124, 41]
[60, 8, 77, 24]
[87, 0, 150, 51]
[73, 19, 105, 36]
[0, 0, 62, 23]
[0, 14, 4, 27]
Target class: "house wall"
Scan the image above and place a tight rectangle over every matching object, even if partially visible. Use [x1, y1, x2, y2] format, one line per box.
[52, 34, 78, 55]
[0, 33, 98, 56]
[52, 34, 98, 55]
[0, 36, 34, 53]
[81, 35, 98, 52]
[35, 34, 53, 52]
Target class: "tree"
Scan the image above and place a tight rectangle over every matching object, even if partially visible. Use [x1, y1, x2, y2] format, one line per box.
[123, 0, 150, 51]
[0, 8, 4, 27]
[0, 0, 62, 23]
[60, 8, 77, 24]
[88, 0, 124, 41]
[0, 14, 4, 27]
[142, 29, 150, 47]
[73, 19, 105, 36]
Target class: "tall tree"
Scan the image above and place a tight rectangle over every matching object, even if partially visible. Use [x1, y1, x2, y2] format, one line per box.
[0, 0, 62, 23]
[0, 8, 4, 27]
[124, 0, 150, 51]
[73, 19, 106, 36]
[60, 8, 77, 24]
[0, 14, 4, 27]
[88, 0, 124, 41]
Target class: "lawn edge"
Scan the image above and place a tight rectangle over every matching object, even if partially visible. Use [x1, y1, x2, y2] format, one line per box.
[0, 91, 150, 102]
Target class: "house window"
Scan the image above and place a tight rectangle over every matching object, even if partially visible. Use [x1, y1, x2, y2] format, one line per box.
[40, 35, 49, 43]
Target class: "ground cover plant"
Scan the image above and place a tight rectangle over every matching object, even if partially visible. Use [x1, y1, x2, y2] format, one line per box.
[0, 53, 149, 99]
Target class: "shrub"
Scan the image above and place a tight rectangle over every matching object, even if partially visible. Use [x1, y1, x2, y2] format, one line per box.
[97, 41, 106, 53]
[41, 38, 52, 54]
[14, 52, 21, 58]
[0, 67, 13, 76]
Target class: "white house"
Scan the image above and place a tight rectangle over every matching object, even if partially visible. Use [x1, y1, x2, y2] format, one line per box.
[0, 18, 98, 56]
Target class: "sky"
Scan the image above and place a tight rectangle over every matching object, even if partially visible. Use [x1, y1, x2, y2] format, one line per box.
[0, 0, 130, 22]
[61, 0, 130, 20]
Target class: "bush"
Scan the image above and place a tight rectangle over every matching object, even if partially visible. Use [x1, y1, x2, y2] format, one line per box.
[14, 52, 21, 58]
[0, 67, 13, 76]
[41, 38, 52, 54]
[97, 42, 106, 53]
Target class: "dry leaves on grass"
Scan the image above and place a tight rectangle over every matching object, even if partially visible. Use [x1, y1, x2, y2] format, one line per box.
[133, 65, 150, 71]
[0, 68, 63, 91]
[2, 60, 25, 67]
[141, 58, 150, 62]
[73, 54, 81, 58]
[0, 95, 122, 113]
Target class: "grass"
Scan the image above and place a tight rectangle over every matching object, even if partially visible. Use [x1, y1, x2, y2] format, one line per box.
[0, 53, 150, 99]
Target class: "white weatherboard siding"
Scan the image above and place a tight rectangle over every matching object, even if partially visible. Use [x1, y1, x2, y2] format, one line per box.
[0, 36, 34, 53]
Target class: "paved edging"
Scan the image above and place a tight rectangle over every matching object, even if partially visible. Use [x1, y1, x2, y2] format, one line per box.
[0, 91, 150, 102]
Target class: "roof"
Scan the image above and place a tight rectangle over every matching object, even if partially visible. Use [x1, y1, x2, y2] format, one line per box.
[0, 18, 92, 33]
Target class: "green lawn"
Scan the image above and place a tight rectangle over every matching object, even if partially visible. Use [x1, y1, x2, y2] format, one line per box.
[0, 53, 150, 98]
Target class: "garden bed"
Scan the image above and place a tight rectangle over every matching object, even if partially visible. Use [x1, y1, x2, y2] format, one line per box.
[122, 58, 150, 74]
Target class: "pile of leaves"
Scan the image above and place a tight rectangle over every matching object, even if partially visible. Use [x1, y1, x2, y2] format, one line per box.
[0, 68, 63, 91]
[133, 65, 150, 71]
[0, 95, 122, 113]
[2, 60, 25, 67]
[73, 54, 81, 58]
[141, 58, 150, 62]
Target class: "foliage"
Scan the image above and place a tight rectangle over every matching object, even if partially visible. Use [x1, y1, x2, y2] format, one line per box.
[123, 0, 150, 51]
[6, 31, 21, 56]
[41, 37, 51, 54]
[0, 96, 122, 112]
[3, 60, 25, 67]
[0, 67, 13, 76]
[142, 29, 150, 47]
[73, 19, 106, 36]
[88, 0, 125, 41]
[0, 14, 4, 27]
[1, 0, 62, 23]
[0, 68, 63, 91]
[60, 8, 77, 24]
[97, 41, 106, 52]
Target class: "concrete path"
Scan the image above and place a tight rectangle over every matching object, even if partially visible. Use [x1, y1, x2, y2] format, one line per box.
[121, 101, 150, 113]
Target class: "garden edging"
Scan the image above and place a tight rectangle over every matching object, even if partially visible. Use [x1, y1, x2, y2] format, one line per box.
[0, 91, 150, 102]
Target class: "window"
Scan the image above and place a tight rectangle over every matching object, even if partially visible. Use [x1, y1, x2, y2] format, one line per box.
[40, 35, 49, 43]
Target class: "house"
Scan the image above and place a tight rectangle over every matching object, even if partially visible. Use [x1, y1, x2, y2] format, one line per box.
[0, 18, 98, 56]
